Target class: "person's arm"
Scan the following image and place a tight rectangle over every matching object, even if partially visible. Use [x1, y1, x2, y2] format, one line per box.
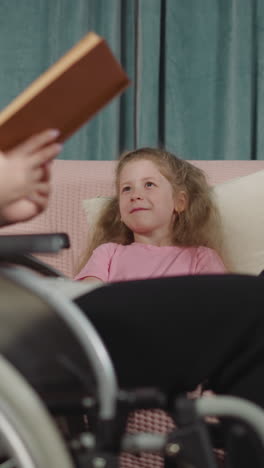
[0, 129, 62, 226]
[75, 243, 115, 283]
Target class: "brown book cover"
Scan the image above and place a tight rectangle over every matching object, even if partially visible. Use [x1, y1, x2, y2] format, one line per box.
[0, 32, 130, 151]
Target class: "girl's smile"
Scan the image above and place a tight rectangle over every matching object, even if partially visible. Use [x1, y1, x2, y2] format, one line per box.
[130, 207, 149, 213]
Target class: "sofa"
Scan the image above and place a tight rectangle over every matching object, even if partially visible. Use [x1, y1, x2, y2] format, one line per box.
[2, 158, 264, 468]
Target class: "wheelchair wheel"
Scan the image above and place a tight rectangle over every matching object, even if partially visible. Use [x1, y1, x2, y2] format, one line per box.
[0, 355, 74, 468]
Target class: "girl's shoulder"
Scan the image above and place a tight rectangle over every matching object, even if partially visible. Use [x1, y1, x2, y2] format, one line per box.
[195, 245, 226, 272]
[195, 245, 220, 256]
[95, 242, 137, 255]
[96, 242, 142, 257]
[94, 242, 120, 254]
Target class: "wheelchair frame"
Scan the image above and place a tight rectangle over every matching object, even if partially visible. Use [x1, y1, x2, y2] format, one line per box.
[0, 236, 264, 467]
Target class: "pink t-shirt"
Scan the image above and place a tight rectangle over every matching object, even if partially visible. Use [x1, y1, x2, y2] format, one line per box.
[75, 242, 226, 283]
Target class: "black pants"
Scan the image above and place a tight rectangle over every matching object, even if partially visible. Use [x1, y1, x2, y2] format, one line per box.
[75, 274, 264, 408]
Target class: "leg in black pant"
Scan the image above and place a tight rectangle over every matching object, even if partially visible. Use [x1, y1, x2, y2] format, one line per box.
[75, 274, 264, 408]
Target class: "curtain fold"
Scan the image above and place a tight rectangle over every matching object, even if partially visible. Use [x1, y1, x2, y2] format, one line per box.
[0, 0, 263, 160]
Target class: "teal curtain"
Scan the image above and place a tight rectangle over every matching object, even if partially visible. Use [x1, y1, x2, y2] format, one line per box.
[0, 0, 263, 160]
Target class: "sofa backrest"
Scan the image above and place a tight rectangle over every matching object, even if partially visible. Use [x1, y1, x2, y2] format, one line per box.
[2, 159, 264, 278]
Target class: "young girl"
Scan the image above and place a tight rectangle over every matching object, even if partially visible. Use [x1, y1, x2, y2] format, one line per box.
[75, 147, 226, 283]
[72, 149, 264, 417]
[74, 147, 225, 422]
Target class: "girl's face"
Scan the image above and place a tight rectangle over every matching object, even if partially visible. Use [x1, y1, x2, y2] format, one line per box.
[118, 159, 186, 245]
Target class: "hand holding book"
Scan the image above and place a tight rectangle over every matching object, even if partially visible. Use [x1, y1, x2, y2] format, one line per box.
[0, 129, 62, 225]
[0, 32, 129, 226]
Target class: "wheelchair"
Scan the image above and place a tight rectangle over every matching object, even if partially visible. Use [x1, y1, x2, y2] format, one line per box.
[0, 234, 264, 468]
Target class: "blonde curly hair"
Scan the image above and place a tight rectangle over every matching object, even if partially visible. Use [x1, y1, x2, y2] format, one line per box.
[79, 148, 224, 269]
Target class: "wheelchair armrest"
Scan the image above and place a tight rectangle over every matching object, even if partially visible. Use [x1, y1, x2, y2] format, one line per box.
[0, 233, 70, 277]
[0, 233, 70, 256]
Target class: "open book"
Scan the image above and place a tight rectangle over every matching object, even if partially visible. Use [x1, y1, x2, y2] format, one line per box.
[0, 32, 130, 151]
